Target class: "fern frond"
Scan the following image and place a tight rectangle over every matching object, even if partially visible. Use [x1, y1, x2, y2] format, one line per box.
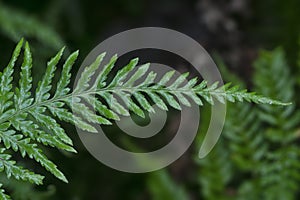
[0, 41, 70, 187]
[0, 40, 290, 199]
[254, 48, 299, 129]
[251, 48, 300, 199]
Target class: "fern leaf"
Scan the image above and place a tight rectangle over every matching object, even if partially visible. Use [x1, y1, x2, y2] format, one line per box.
[15, 42, 33, 110]
[156, 71, 175, 87]
[10, 116, 75, 152]
[74, 53, 106, 93]
[47, 104, 97, 133]
[84, 96, 120, 120]
[0, 124, 67, 182]
[55, 50, 79, 97]
[35, 47, 64, 102]
[32, 149, 68, 183]
[94, 54, 118, 89]
[108, 58, 139, 88]
[100, 93, 130, 117]
[0, 149, 44, 185]
[71, 101, 112, 125]
[0, 39, 23, 114]
[0, 40, 290, 199]
[123, 63, 150, 87]
[116, 91, 145, 117]
[29, 107, 72, 145]
[252, 48, 300, 199]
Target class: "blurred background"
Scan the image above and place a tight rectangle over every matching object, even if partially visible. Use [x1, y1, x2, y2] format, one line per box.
[0, 0, 300, 199]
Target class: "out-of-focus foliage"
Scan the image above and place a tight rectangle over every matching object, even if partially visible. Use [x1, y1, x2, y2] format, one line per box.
[251, 0, 300, 63]
[0, 2, 63, 49]
[147, 170, 189, 200]
[196, 140, 233, 200]
[0, 173, 55, 200]
[197, 48, 300, 200]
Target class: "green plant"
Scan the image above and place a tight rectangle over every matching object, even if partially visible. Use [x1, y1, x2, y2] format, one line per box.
[0, 2, 64, 50]
[196, 56, 250, 200]
[147, 170, 189, 200]
[0, 39, 289, 199]
[0, 173, 55, 200]
[197, 48, 300, 200]
[249, 48, 300, 200]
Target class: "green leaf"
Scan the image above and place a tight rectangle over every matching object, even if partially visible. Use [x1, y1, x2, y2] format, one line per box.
[15, 41, 33, 109]
[85, 96, 120, 120]
[137, 71, 156, 87]
[0, 40, 291, 197]
[133, 92, 155, 113]
[156, 71, 175, 88]
[95, 54, 118, 88]
[100, 92, 130, 116]
[0, 151, 44, 185]
[169, 72, 189, 89]
[146, 92, 168, 111]
[35, 47, 65, 102]
[47, 104, 97, 133]
[55, 50, 79, 97]
[29, 107, 73, 145]
[116, 91, 145, 118]
[107, 57, 139, 87]
[123, 63, 150, 87]
[158, 91, 181, 110]
[0, 39, 23, 114]
[74, 52, 106, 93]
[70, 101, 112, 125]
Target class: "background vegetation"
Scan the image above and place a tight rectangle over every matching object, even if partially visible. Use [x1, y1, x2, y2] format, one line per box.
[0, 0, 300, 199]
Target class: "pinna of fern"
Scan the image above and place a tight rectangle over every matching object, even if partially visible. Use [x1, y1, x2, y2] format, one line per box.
[0, 39, 290, 198]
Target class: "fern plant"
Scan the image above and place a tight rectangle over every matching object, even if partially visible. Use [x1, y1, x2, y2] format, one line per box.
[197, 48, 300, 200]
[250, 48, 300, 200]
[0, 39, 290, 199]
[196, 57, 259, 200]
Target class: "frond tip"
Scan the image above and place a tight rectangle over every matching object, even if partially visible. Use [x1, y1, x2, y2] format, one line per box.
[0, 39, 290, 199]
